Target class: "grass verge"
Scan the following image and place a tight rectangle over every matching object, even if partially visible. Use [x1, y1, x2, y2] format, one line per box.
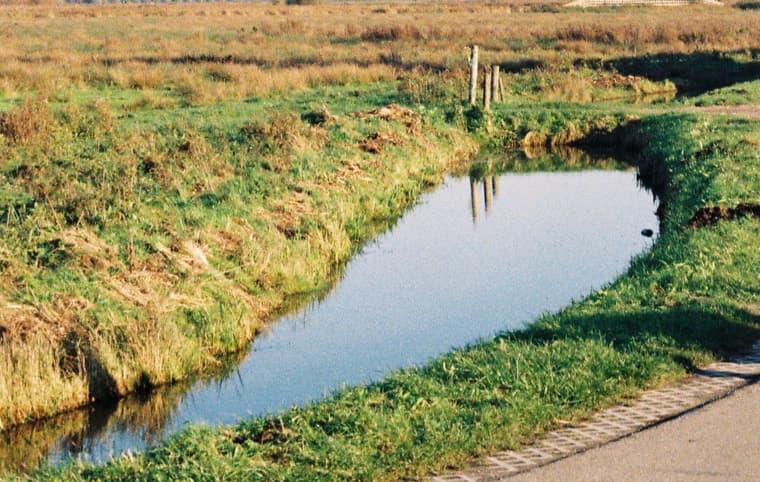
[25, 107, 760, 480]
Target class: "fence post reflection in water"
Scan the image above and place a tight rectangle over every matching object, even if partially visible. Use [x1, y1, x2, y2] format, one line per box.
[470, 177, 480, 223]
[470, 175, 501, 223]
[483, 176, 493, 213]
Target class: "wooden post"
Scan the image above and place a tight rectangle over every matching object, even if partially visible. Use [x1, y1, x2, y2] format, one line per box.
[492, 175, 499, 197]
[483, 66, 492, 111]
[498, 77, 505, 103]
[468, 45, 479, 106]
[491, 65, 501, 103]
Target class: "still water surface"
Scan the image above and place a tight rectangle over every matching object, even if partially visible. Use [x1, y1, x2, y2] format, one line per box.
[2, 160, 659, 471]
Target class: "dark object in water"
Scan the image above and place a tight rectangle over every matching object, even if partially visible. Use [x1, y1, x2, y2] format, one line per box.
[641, 228, 654, 237]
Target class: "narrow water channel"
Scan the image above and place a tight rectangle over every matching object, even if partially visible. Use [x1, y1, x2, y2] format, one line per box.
[1, 151, 660, 473]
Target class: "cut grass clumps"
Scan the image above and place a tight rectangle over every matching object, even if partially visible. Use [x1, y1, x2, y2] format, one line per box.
[34, 109, 760, 480]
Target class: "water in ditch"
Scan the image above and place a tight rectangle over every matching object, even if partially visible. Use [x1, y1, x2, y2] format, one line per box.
[1, 148, 660, 473]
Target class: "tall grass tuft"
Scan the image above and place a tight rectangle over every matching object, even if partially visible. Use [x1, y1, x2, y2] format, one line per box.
[398, 68, 468, 105]
[0, 334, 88, 431]
[0, 99, 52, 145]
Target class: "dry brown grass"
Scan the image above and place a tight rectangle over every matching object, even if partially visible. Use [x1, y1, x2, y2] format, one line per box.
[0, 98, 51, 144]
[0, 3, 756, 106]
[0, 334, 88, 431]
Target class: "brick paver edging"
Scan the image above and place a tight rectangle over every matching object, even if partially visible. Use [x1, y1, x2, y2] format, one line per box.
[431, 341, 760, 481]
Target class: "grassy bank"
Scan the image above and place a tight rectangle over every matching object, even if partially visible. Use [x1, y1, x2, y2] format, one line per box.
[1, 1, 759, 478]
[25, 107, 759, 480]
[0, 82, 477, 430]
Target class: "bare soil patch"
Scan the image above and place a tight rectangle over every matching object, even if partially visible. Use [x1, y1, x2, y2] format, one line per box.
[688, 202, 760, 228]
[685, 104, 760, 119]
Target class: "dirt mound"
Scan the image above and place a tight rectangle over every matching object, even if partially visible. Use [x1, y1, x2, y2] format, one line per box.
[354, 104, 421, 135]
[360, 131, 403, 154]
[0, 294, 91, 343]
[688, 202, 760, 228]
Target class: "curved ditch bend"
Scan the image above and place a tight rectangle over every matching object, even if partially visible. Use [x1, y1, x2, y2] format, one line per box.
[1, 152, 660, 473]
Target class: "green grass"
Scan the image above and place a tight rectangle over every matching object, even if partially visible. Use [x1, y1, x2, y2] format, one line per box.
[24, 103, 760, 480]
[0, 81, 477, 431]
[685, 79, 760, 107]
[3, 47, 759, 479]
[0, 6, 758, 478]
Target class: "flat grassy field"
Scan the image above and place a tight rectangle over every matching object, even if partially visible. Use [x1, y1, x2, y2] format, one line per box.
[0, 1, 759, 479]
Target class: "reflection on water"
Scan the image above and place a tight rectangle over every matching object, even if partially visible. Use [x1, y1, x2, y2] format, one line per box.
[471, 145, 630, 176]
[470, 175, 499, 223]
[1, 382, 188, 472]
[1, 352, 248, 473]
[468, 146, 636, 225]
[1, 148, 661, 474]
[470, 177, 480, 222]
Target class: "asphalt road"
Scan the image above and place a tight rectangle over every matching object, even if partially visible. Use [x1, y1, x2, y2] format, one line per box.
[511, 382, 760, 482]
